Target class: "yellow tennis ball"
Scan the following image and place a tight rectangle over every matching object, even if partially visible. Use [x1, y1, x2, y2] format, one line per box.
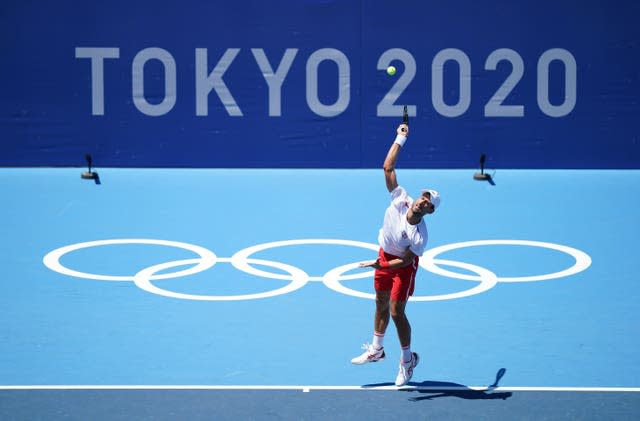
[386, 66, 396, 76]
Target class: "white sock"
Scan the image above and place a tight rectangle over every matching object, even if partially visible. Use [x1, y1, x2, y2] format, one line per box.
[373, 331, 384, 349]
[401, 346, 412, 363]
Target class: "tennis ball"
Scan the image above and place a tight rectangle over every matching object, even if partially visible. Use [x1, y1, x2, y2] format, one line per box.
[386, 66, 396, 76]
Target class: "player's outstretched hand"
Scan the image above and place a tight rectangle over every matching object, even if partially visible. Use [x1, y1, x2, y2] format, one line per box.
[398, 124, 409, 136]
[359, 259, 380, 268]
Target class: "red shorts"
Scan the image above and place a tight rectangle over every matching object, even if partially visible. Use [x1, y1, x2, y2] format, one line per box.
[374, 248, 419, 301]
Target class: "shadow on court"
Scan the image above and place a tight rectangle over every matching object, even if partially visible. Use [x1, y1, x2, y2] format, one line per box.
[362, 381, 513, 401]
[404, 381, 513, 402]
[363, 368, 511, 401]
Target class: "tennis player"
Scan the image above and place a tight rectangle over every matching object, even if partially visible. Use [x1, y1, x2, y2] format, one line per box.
[351, 122, 440, 387]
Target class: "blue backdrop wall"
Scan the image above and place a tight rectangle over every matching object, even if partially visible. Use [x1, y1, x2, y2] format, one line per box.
[1, 0, 639, 168]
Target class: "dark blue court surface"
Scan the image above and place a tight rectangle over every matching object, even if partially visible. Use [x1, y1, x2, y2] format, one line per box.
[1, 389, 639, 420]
[1, 168, 639, 419]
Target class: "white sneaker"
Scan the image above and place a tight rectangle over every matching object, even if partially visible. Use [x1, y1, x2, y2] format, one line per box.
[395, 352, 419, 386]
[350, 343, 385, 365]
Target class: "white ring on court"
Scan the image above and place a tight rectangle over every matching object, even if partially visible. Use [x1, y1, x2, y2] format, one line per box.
[421, 239, 592, 282]
[42, 239, 217, 281]
[230, 239, 379, 281]
[322, 258, 498, 301]
[133, 258, 309, 301]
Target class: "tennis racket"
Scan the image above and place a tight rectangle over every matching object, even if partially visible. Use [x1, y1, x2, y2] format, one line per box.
[401, 105, 409, 132]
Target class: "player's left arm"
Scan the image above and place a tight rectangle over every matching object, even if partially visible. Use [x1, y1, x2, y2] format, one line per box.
[359, 249, 417, 270]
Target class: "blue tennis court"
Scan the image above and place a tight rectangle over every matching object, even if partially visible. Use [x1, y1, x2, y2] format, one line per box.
[1, 168, 639, 419]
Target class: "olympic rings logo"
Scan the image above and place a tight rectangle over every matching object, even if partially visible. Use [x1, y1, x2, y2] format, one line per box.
[42, 238, 592, 302]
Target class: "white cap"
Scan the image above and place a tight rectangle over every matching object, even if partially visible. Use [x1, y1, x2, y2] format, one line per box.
[422, 189, 441, 210]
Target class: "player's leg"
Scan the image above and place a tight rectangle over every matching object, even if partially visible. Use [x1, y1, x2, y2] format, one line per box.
[390, 262, 417, 349]
[351, 269, 392, 365]
[390, 264, 420, 386]
[374, 290, 391, 335]
[390, 298, 411, 348]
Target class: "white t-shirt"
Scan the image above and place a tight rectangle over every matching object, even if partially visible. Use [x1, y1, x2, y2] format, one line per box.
[377, 186, 428, 257]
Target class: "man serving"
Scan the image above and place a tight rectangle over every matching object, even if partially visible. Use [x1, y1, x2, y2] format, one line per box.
[351, 122, 441, 387]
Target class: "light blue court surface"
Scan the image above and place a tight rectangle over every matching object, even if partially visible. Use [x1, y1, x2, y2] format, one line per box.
[1, 168, 639, 418]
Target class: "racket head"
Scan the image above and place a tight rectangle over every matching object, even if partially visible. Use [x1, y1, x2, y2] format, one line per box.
[402, 105, 409, 125]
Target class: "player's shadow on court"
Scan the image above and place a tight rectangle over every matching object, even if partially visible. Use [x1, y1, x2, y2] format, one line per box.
[403, 380, 512, 401]
[363, 368, 512, 401]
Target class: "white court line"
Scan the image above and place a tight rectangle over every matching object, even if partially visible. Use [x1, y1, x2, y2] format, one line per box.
[0, 385, 639, 392]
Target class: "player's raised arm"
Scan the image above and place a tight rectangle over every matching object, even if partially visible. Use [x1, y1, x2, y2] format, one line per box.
[382, 123, 409, 193]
